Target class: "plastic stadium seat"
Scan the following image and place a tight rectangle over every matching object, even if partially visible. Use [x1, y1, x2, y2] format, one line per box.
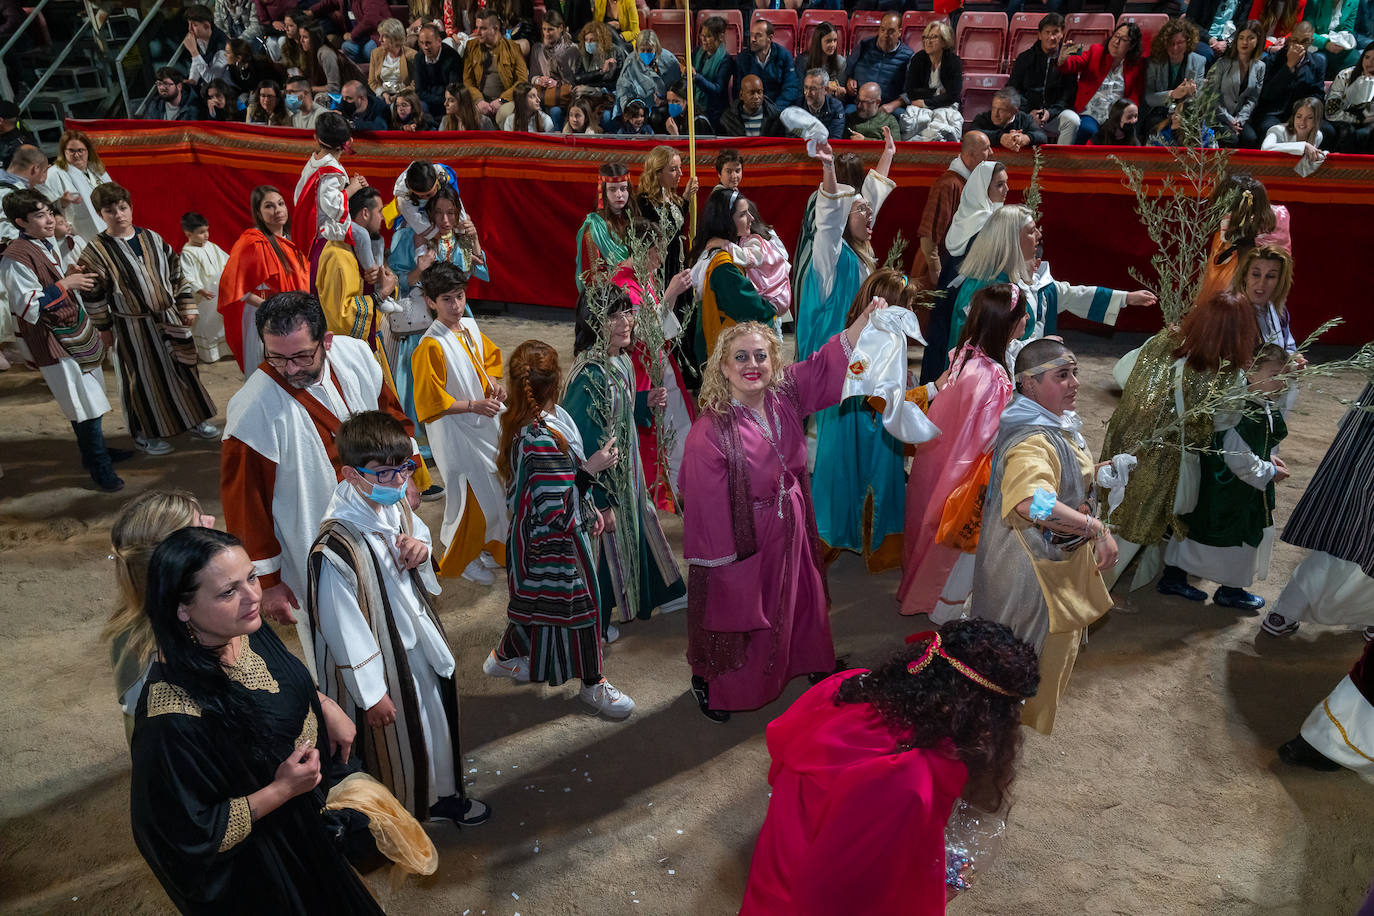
[850, 10, 885, 50]
[901, 10, 945, 52]
[961, 71, 1009, 123]
[1121, 13, 1170, 55]
[955, 11, 1007, 74]
[1064, 12, 1116, 51]
[799, 9, 850, 56]
[648, 9, 689, 60]
[1007, 12, 1046, 66]
[753, 8, 800, 56]
[696, 8, 744, 55]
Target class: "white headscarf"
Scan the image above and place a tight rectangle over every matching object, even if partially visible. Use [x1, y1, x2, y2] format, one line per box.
[944, 160, 1003, 258]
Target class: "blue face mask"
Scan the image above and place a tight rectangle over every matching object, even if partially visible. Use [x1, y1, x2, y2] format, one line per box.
[366, 481, 407, 506]
[284, 94, 303, 112]
[639, 50, 654, 65]
[667, 102, 683, 117]
[585, 40, 597, 54]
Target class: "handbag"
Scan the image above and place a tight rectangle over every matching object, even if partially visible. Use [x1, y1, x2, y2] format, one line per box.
[389, 290, 434, 336]
[937, 452, 993, 553]
[1171, 359, 1200, 515]
[43, 299, 105, 371]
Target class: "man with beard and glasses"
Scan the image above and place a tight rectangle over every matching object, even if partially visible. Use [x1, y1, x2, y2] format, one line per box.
[220, 292, 425, 674]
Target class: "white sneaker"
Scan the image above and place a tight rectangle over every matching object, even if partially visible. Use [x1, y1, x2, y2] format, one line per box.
[482, 650, 530, 682]
[134, 436, 174, 456]
[461, 558, 495, 585]
[605, 624, 620, 644]
[658, 594, 688, 615]
[579, 678, 635, 719]
[190, 421, 220, 439]
[478, 550, 500, 569]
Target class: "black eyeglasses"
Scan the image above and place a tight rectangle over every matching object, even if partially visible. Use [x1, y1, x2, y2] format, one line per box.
[264, 340, 322, 370]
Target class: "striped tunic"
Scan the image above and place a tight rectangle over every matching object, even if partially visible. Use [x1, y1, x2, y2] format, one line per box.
[80, 228, 216, 439]
[500, 420, 603, 686]
[1281, 382, 1374, 574]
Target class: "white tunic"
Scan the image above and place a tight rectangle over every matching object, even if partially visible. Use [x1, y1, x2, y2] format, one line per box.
[179, 241, 231, 362]
[37, 164, 112, 242]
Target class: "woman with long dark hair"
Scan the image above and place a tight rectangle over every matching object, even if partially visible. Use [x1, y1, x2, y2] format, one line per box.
[1207, 20, 1265, 147]
[795, 21, 844, 97]
[693, 15, 733, 126]
[218, 185, 311, 373]
[130, 527, 384, 914]
[575, 162, 637, 292]
[1057, 21, 1145, 144]
[740, 618, 1038, 912]
[246, 80, 291, 126]
[685, 186, 776, 366]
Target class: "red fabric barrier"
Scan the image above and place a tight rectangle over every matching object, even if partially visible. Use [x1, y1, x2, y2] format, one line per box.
[74, 120, 1374, 344]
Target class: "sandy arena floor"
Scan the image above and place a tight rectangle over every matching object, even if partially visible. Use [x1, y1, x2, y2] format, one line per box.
[1, 310, 1371, 916]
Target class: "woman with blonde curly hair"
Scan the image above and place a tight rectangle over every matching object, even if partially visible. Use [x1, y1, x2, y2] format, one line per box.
[105, 489, 215, 740]
[679, 300, 883, 722]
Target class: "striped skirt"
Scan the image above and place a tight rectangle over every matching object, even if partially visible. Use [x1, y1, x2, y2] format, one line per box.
[497, 621, 602, 687]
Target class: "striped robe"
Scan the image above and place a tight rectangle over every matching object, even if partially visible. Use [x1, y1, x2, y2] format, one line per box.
[498, 419, 603, 686]
[80, 228, 216, 439]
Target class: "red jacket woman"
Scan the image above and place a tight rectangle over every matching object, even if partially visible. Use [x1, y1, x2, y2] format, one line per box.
[1059, 22, 1146, 113]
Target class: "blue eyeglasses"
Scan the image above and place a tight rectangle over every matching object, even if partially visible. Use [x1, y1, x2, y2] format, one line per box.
[353, 460, 418, 485]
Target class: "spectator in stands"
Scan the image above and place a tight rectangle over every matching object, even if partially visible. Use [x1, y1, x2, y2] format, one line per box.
[565, 0, 639, 45]
[1057, 21, 1146, 144]
[612, 99, 656, 135]
[694, 16, 734, 129]
[1252, 21, 1325, 137]
[341, 79, 390, 130]
[738, 19, 801, 109]
[143, 68, 203, 120]
[1009, 13, 1078, 142]
[275, 8, 312, 75]
[847, 12, 912, 111]
[563, 97, 600, 133]
[847, 81, 900, 139]
[465, 12, 529, 122]
[503, 82, 554, 131]
[1262, 94, 1328, 157]
[414, 25, 462, 116]
[183, 4, 229, 86]
[224, 39, 278, 98]
[0, 146, 48, 215]
[796, 21, 845, 100]
[1143, 18, 1208, 133]
[617, 29, 682, 117]
[489, 0, 539, 52]
[530, 11, 578, 124]
[969, 87, 1048, 149]
[390, 89, 434, 129]
[796, 67, 847, 139]
[285, 76, 323, 128]
[719, 74, 786, 136]
[442, 82, 496, 129]
[653, 81, 707, 136]
[571, 21, 623, 100]
[309, 0, 388, 62]
[215, 0, 259, 39]
[257, 3, 301, 59]
[300, 24, 360, 94]
[912, 129, 991, 292]
[1150, 100, 1219, 145]
[904, 20, 960, 121]
[0, 101, 36, 169]
[1248, 0, 1308, 50]
[1325, 43, 1374, 151]
[368, 18, 416, 101]
[203, 79, 242, 122]
[1208, 21, 1266, 146]
[247, 80, 291, 126]
[1305, 0, 1372, 77]
[1089, 97, 1142, 144]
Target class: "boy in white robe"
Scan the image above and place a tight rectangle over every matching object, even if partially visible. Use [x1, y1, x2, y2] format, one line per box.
[409, 260, 508, 585]
[179, 211, 230, 363]
[308, 409, 490, 826]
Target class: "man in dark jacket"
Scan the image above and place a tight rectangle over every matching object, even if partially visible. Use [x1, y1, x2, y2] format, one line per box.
[796, 67, 846, 139]
[968, 87, 1048, 148]
[718, 74, 787, 136]
[414, 24, 463, 116]
[0, 100, 37, 169]
[735, 19, 801, 108]
[1008, 13, 1078, 140]
[845, 12, 912, 109]
[340, 79, 389, 131]
[141, 67, 203, 120]
[1252, 23, 1327, 136]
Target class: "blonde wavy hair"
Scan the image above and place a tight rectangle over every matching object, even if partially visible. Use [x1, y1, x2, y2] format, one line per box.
[638, 144, 682, 205]
[697, 321, 788, 414]
[104, 490, 204, 677]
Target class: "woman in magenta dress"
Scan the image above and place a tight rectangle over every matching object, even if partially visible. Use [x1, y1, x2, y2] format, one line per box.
[740, 618, 1039, 915]
[898, 284, 1026, 618]
[679, 302, 883, 722]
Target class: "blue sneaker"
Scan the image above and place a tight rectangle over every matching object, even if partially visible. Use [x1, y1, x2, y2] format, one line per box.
[1213, 586, 1265, 611]
[1157, 577, 1206, 602]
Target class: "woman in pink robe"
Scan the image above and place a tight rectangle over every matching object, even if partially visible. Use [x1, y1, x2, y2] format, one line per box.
[740, 618, 1040, 915]
[680, 303, 883, 721]
[898, 284, 1026, 617]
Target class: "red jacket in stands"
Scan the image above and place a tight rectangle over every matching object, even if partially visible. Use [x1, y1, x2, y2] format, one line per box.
[1058, 42, 1146, 113]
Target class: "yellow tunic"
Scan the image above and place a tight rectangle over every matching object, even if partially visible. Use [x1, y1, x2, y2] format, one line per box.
[411, 329, 506, 576]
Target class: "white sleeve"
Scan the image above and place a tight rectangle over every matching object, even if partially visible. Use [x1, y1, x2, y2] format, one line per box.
[2, 259, 49, 325]
[1219, 425, 1275, 490]
[812, 185, 854, 301]
[1261, 125, 1309, 155]
[1054, 280, 1126, 327]
[860, 169, 897, 218]
[315, 563, 389, 710]
[397, 193, 434, 241]
[318, 173, 350, 241]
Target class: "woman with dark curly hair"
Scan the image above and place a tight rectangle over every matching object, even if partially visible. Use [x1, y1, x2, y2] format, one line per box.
[740, 617, 1038, 914]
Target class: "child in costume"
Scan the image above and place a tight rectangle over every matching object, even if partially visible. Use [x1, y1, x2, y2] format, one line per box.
[292, 111, 384, 270]
[178, 211, 230, 363]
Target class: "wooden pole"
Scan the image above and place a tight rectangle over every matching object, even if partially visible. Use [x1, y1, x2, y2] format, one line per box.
[683, 0, 697, 239]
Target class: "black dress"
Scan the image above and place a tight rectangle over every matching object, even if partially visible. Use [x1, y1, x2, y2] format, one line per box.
[130, 625, 383, 915]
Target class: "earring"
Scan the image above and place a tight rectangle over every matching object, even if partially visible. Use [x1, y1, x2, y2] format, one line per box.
[184, 620, 200, 645]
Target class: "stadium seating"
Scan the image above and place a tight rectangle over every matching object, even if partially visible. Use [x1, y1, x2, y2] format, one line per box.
[849, 10, 885, 50]
[1120, 13, 1170, 55]
[955, 11, 1008, 74]
[696, 8, 745, 55]
[901, 10, 945, 52]
[754, 8, 800, 56]
[1064, 12, 1116, 50]
[962, 71, 1009, 123]
[1007, 12, 1046, 67]
[648, 9, 689, 59]
[800, 9, 851, 56]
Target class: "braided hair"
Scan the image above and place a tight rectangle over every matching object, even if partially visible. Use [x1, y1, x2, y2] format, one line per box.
[497, 340, 565, 483]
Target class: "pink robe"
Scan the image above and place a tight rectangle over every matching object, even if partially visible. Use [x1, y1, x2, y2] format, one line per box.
[898, 345, 1014, 615]
[740, 671, 967, 915]
[679, 334, 849, 711]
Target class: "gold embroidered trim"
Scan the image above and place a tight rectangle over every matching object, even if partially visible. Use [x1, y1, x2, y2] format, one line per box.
[342, 649, 381, 671]
[295, 709, 318, 752]
[1323, 698, 1374, 763]
[224, 634, 280, 693]
[146, 681, 202, 718]
[218, 796, 252, 852]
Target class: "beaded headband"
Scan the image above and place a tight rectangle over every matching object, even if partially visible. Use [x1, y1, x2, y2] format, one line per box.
[1015, 353, 1077, 383]
[597, 173, 628, 208]
[904, 631, 1020, 697]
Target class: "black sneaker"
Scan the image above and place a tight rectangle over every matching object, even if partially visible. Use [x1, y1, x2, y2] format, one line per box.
[420, 484, 444, 502]
[429, 794, 491, 826]
[92, 470, 125, 492]
[690, 676, 730, 723]
[1277, 736, 1342, 772]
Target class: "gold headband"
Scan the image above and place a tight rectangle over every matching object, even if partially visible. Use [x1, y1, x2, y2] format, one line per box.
[904, 631, 1021, 697]
[1016, 354, 1076, 383]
